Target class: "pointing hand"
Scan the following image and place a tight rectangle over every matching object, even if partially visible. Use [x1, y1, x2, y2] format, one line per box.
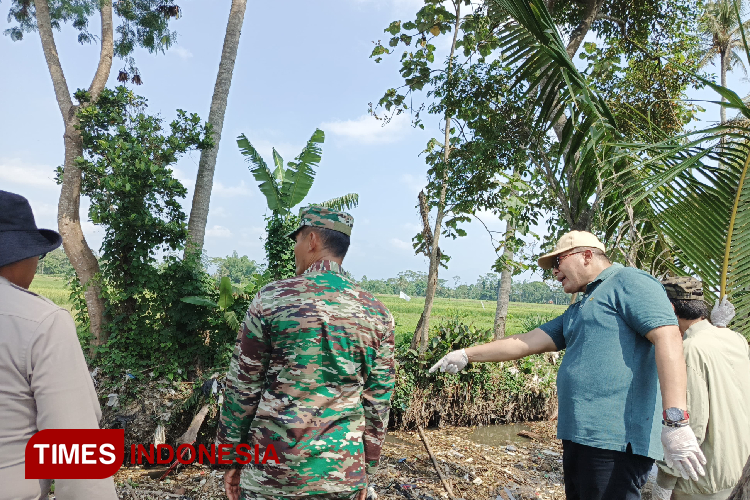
[428, 349, 468, 374]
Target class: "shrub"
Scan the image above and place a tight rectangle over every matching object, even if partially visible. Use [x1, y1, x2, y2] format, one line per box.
[391, 318, 560, 429]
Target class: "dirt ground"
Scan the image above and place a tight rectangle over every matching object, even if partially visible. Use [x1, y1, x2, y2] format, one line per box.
[110, 421, 568, 500]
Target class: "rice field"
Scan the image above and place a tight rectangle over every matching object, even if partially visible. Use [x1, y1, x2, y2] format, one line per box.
[27, 275, 568, 341]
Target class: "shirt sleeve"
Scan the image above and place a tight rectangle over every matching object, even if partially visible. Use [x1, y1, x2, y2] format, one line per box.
[215, 293, 271, 463]
[539, 313, 566, 350]
[28, 309, 118, 500]
[362, 315, 396, 476]
[615, 270, 678, 336]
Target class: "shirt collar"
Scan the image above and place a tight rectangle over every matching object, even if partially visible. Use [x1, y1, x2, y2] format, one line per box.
[585, 262, 623, 293]
[683, 319, 712, 340]
[304, 259, 345, 276]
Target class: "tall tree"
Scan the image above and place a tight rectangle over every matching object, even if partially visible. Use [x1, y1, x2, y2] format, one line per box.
[697, 0, 750, 123]
[5, 0, 180, 351]
[185, 0, 248, 255]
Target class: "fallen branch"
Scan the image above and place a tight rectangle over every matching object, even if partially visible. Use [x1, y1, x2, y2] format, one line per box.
[517, 430, 543, 441]
[416, 426, 455, 500]
[159, 403, 211, 480]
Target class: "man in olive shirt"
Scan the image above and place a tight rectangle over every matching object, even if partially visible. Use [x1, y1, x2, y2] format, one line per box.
[430, 231, 705, 500]
[652, 278, 750, 500]
[0, 190, 117, 500]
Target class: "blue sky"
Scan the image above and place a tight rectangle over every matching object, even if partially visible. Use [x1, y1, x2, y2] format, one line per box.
[0, 0, 740, 285]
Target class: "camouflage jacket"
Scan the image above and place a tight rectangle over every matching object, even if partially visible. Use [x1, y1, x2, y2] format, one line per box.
[216, 259, 396, 496]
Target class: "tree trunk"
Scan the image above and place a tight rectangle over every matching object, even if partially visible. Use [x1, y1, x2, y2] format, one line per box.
[416, 2, 461, 352]
[493, 222, 515, 339]
[185, 0, 248, 256]
[727, 454, 750, 500]
[720, 47, 728, 124]
[35, 0, 114, 355]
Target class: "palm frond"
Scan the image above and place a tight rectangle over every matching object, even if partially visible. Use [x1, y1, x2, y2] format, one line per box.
[237, 133, 282, 211]
[280, 129, 325, 209]
[316, 193, 359, 212]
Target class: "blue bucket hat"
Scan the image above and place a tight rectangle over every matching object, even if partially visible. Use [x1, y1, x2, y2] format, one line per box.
[0, 190, 63, 268]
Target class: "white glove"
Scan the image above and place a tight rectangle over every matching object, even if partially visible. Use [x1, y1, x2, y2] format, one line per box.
[661, 425, 706, 481]
[711, 296, 735, 327]
[428, 349, 468, 374]
[652, 482, 673, 500]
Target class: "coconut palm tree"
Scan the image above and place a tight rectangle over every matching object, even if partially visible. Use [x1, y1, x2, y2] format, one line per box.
[489, 0, 750, 337]
[698, 0, 750, 123]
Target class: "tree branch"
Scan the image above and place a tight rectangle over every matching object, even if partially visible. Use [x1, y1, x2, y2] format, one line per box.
[33, 0, 73, 120]
[88, 0, 114, 100]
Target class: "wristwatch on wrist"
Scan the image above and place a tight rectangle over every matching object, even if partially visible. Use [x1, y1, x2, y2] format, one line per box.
[663, 407, 689, 427]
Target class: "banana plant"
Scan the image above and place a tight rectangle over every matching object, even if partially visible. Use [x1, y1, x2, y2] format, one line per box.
[181, 275, 269, 331]
[237, 129, 359, 214]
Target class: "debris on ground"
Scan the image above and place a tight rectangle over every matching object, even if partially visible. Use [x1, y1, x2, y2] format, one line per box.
[111, 421, 566, 500]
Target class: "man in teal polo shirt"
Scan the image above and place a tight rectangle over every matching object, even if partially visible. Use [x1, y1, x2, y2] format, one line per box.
[430, 231, 705, 500]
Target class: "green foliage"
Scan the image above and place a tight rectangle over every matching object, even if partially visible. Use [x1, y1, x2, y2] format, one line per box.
[375, 293, 566, 345]
[265, 214, 299, 281]
[211, 251, 264, 285]
[70, 85, 242, 378]
[359, 271, 568, 304]
[238, 129, 325, 214]
[392, 318, 560, 428]
[239, 130, 360, 281]
[182, 274, 271, 333]
[4, 0, 181, 79]
[314, 193, 359, 212]
[36, 248, 74, 276]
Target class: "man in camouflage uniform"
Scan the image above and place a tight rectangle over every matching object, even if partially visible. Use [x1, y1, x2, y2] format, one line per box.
[216, 206, 396, 500]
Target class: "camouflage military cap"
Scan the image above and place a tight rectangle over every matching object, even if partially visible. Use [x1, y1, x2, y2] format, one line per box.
[286, 205, 354, 239]
[661, 276, 704, 300]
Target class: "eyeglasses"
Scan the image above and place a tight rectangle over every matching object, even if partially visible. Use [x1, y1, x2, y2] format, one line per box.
[554, 250, 585, 269]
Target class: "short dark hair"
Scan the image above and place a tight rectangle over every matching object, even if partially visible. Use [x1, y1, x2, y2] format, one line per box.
[670, 298, 710, 321]
[300, 226, 350, 258]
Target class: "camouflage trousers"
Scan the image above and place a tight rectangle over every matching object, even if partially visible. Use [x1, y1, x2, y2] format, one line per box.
[240, 490, 363, 500]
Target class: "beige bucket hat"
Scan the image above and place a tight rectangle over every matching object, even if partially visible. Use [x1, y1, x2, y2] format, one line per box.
[538, 230, 606, 270]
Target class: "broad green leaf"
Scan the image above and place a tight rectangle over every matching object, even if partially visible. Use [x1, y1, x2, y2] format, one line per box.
[181, 296, 218, 307]
[238, 133, 282, 211]
[218, 276, 235, 310]
[281, 129, 325, 208]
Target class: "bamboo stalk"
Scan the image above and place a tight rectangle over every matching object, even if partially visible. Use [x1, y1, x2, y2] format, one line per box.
[416, 426, 455, 500]
[721, 151, 750, 298]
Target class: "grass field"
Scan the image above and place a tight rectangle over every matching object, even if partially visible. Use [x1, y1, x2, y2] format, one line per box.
[29, 274, 74, 312]
[376, 294, 566, 343]
[27, 275, 567, 342]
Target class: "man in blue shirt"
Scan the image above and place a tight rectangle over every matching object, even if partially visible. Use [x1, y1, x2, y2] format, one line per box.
[430, 231, 705, 500]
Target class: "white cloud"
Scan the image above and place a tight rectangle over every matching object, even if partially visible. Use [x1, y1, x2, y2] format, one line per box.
[206, 225, 232, 238]
[390, 237, 412, 251]
[321, 113, 410, 145]
[0, 159, 59, 189]
[213, 180, 252, 198]
[172, 46, 193, 60]
[400, 173, 426, 195]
